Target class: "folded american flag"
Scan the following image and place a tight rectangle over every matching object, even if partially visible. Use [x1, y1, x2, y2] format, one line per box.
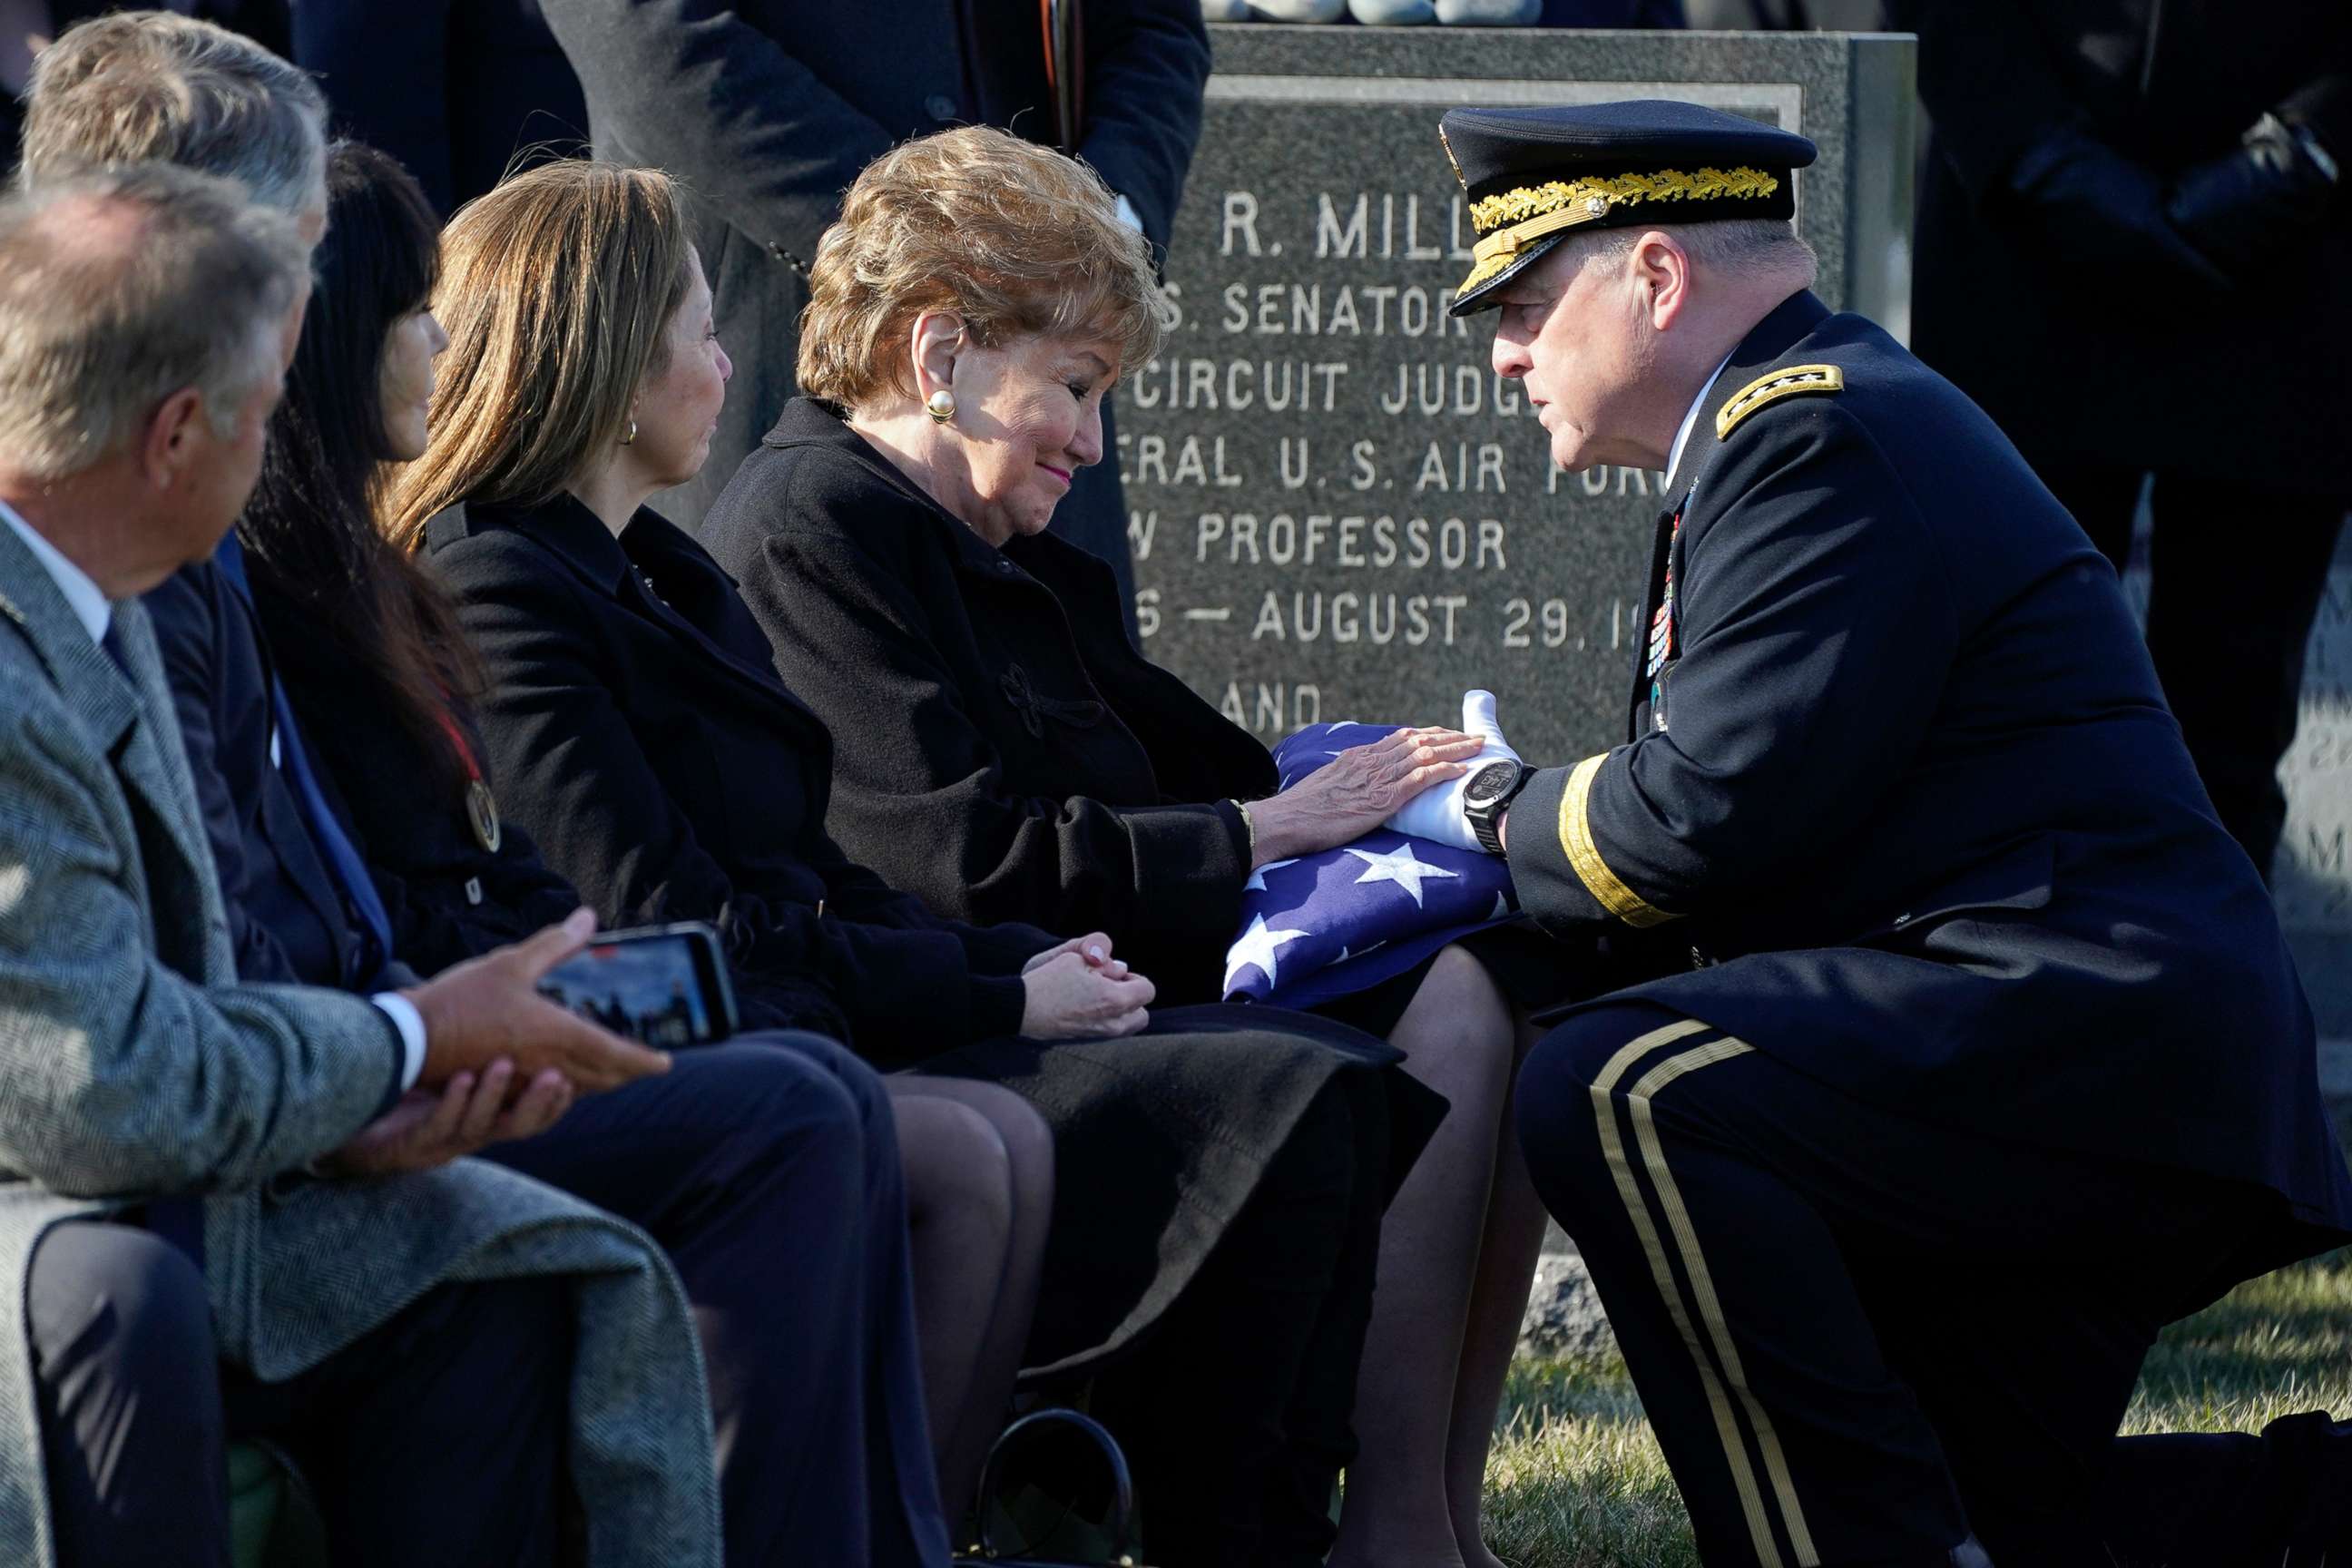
[1222, 721, 1522, 1009]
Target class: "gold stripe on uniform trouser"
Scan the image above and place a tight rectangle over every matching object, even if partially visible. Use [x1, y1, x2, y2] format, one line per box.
[1588, 1024, 1820, 1568]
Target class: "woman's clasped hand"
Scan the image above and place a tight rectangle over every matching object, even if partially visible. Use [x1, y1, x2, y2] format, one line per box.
[1240, 724, 1486, 867]
[1020, 933, 1155, 1040]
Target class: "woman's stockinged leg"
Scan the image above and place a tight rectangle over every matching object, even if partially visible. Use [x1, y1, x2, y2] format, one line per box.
[1329, 945, 1527, 1568]
[1441, 1020, 1550, 1568]
[886, 1076, 1054, 1521]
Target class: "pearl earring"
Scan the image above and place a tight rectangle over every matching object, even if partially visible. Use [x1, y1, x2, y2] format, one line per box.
[926, 389, 956, 425]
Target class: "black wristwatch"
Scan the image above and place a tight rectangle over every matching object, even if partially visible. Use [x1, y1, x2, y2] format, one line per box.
[1462, 758, 1531, 857]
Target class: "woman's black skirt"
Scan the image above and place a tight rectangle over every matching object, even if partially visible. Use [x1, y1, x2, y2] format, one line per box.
[911, 1002, 1444, 1382]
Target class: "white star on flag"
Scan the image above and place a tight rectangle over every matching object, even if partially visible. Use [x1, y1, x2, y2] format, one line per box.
[1244, 857, 1299, 892]
[1221, 719, 1522, 1008]
[1343, 840, 1460, 908]
[1223, 913, 1311, 995]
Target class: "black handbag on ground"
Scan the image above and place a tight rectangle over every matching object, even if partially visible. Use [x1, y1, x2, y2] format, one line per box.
[960, 1407, 1142, 1566]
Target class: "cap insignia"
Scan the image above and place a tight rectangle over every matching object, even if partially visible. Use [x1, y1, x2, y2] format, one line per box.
[1456, 166, 1784, 297]
[1713, 363, 1844, 439]
[1467, 166, 1779, 233]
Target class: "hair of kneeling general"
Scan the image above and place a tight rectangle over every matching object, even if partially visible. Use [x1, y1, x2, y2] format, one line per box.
[1555, 218, 1818, 286]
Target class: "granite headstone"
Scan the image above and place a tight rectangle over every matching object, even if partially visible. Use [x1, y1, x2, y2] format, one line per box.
[1114, 24, 1916, 769]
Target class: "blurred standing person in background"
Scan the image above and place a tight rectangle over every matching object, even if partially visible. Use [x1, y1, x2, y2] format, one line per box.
[291, 0, 586, 214]
[535, 0, 1210, 622]
[1680, 0, 1877, 28]
[1532, 1, 1682, 24]
[1896, 0, 2349, 880]
[0, 0, 47, 160]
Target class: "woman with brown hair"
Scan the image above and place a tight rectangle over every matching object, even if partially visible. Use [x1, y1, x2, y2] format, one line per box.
[702, 126, 1564, 1568]
[397, 156, 1431, 1566]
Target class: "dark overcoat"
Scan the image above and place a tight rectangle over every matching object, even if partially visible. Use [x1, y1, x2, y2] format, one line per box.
[1896, 0, 2352, 490]
[1504, 289, 2352, 1285]
[426, 489, 1429, 1373]
[427, 493, 1035, 1054]
[292, 0, 588, 214]
[535, 0, 1210, 603]
[705, 399, 1275, 1006]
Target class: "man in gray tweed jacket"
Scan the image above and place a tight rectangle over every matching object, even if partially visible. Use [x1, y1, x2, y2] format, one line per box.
[0, 164, 720, 1568]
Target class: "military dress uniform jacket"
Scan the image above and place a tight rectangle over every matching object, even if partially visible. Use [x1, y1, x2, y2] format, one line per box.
[0, 523, 720, 1568]
[1508, 290, 2352, 1276]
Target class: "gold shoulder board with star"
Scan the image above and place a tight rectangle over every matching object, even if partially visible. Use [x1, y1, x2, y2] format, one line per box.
[1714, 362, 1844, 440]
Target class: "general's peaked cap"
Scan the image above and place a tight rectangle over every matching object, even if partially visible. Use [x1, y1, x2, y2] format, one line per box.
[1438, 101, 1818, 316]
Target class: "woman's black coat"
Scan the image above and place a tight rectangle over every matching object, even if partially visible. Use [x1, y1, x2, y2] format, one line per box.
[703, 398, 1278, 1004]
[426, 490, 1048, 1061]
[427, 485, 1436, 1378]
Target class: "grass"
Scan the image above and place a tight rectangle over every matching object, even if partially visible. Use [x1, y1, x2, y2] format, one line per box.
[1478, 1250, 2352, 1568]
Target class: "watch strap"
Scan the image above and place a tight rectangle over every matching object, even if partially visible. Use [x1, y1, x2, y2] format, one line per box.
[1468, 760, 1530, 856]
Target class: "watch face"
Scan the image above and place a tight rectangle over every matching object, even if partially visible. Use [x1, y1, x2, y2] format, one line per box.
[1465, 761, 1518, 806]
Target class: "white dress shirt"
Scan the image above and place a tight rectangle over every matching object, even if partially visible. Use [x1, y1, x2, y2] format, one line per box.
[0, 502, 426, 1091]
[0, 497, 107, 642]
[1666, 353, 1735, 491]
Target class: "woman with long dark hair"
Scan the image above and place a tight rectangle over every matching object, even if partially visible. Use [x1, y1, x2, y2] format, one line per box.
[232, 141, 1055, 1544]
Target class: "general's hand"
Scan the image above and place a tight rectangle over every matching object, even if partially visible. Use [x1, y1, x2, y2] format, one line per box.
[1020, 951, 1154, 1040]
[1246, 725, 1482, 863]
[321, 1061, 574, 1177]
[405, 908, 671, 1095]
[1382, 691, 1519, 853]
[1022, 932, 1131, 980]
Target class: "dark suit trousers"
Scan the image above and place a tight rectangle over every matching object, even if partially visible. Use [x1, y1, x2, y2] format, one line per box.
[2042, 464, 2348, 880]
[483, 1032, 949, 1568]
[1516, 1001, 2251, 1568]
[29, 1220, 570, 1568]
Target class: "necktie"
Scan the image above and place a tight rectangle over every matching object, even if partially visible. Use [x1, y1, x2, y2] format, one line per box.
[210, 533, 397, 975]
[97, 618, 130, 676]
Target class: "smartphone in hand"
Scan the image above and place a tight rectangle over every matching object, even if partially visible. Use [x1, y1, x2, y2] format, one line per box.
[535, 922, 738, 1047]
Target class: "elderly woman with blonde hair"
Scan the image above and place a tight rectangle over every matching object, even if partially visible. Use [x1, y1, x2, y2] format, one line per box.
[401, 154, 1432, 1567]
[703, 125, 1569, 1568]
